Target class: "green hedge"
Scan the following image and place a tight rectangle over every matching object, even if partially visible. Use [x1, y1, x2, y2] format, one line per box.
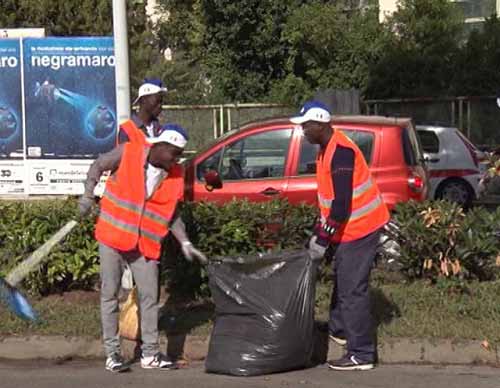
[389, 200, 500, 281]
[0, 199, 498, 296]
[0, 199, 315, 295]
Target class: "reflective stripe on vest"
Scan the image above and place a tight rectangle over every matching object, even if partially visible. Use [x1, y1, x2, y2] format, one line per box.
[317, 176, 375, 209]
[350, 194, 383, 221]
[100, 209, 138, 235]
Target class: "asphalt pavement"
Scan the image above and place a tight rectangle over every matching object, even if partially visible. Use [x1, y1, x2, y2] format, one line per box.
[0, 359, 499, 388]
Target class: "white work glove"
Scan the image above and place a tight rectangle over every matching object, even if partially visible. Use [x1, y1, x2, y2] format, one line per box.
[181, 241, 208, 264]
[78, 196, 95, 218]
[307, 235, 327, 260]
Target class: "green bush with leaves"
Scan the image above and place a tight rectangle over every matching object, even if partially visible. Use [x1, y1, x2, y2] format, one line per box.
[391, 200, 500, 281]
[0, 199, 99, 294]
[1, 198, 498, 296]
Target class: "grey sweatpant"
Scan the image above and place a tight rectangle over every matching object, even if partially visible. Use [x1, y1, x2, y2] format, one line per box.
[99, 243, 160, 357]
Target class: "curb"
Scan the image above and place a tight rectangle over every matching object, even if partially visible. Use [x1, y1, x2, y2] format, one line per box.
[0, 335, 498, 366]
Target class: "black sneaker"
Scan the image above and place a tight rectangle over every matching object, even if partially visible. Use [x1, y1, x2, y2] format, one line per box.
[141, 352, 178, 370]
[328, 355, 374, 371]
[105, 353, 130, 373]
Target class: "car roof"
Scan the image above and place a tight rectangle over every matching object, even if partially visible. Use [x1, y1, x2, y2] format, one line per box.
[238, 115, 413, 132]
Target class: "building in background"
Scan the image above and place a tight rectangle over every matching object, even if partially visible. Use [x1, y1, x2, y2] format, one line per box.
[379, 0, 500, 27]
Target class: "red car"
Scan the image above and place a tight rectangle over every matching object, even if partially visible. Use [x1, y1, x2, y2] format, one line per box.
[184, 115, 428, 210]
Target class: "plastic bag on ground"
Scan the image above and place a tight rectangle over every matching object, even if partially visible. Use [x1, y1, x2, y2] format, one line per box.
[205, 249, 319, 376]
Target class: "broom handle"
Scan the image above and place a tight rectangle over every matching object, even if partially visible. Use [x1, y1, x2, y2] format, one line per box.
[5, 220, 78, 287]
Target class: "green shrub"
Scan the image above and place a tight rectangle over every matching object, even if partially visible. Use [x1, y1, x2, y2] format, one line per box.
[0, 199, 99, 294]
[392, 200, 500, 281]
[1, 198, 498, 296]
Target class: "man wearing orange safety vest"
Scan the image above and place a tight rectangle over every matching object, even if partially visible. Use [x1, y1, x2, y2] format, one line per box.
[291, 101, 390, 371]
[117, 78, 167, 145]
[79, 124, 207, 373]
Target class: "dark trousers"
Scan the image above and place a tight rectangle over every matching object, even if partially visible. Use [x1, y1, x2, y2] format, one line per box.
[328, 228, 380, 362]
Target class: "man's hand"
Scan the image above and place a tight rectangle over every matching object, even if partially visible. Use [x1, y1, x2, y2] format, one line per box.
[181, 241, 208, 264]
[78, 196, 95, 218]
[307, 235, 327, 259]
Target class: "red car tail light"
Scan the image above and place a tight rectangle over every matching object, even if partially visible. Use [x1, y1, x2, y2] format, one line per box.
[408, 173, 424, 192]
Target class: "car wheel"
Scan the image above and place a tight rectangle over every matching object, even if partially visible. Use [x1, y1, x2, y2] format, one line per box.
[436, 178, 474, 208]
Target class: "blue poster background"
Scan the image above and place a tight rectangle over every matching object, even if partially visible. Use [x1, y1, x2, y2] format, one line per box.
[0, 39, 23, 159]
[23, 37, 116, 159]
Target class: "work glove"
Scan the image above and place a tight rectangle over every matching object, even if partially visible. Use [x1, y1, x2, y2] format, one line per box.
[307, 235, 327, 260]
[181, 241, 208, 264]
[78, 196, 95, 218]
[322, 218, 340, 237]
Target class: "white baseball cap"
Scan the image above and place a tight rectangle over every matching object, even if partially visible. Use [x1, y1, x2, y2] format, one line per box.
[147, 123, 188, 149]
[133, 78, 167, 104]
[290, 100, 332, 124]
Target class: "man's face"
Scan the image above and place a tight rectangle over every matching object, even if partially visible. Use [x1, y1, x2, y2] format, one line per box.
[150, 143, 183, 171]
[142, 93, 163, 118]
[302, 121, 326, 144]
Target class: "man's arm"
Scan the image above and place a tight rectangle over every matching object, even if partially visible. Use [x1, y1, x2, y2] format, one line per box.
[330, 145, 355, 224]
[82, 145, 124, 199]
[117, 128, 130, 144]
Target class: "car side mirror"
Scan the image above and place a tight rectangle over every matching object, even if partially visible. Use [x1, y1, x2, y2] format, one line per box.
[203, 170, 223, 192]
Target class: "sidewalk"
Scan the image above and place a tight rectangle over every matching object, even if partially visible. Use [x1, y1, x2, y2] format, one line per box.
[0, 334, 498, 366]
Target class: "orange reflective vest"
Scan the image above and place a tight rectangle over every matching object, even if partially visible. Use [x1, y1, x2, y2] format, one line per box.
[117, 119, 147, 145]
[95, 142, 184, 260]
[316, 130, 390, 243]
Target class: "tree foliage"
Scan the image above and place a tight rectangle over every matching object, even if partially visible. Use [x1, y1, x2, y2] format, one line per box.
[0, 0, 162, 94]
[2, 0, 500, 103]
[366, 0, 464, 98]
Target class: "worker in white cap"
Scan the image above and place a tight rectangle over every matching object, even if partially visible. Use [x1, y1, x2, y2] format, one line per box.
[117, 78, 168, 144]
[79, 123, 206, 373]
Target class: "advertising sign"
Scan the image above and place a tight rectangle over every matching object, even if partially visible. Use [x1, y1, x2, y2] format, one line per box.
[27, 159, 93, 195]
[0, 39, 25, 194]
[23, 37, 116, 160]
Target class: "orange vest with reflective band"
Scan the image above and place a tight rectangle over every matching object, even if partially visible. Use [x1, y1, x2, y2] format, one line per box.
[117, 119, 147, 145]
[95, 142, 184, 260]
[316, 130, 390, 243]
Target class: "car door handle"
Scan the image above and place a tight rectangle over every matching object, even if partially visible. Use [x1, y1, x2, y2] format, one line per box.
[261, 187, 281, 196]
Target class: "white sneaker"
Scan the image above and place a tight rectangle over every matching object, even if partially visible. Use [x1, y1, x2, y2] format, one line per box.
[329, 334, 347, 347]
[141, 353, 177, 370]
[105, 353, 130, 373]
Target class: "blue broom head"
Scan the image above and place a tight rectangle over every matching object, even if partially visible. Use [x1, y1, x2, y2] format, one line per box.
[0, 278, 38, 322]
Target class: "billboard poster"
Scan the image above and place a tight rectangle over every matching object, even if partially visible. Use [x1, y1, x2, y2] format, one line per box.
[23, 37, 116, 159]
[0, 39, 23, 159]
[0, 39, 25, 194]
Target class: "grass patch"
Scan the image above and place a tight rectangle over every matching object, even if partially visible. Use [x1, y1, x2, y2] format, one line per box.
[0, 294, 101, 337]
[316, 279, 500, 345]
[1, 277, 499, 346]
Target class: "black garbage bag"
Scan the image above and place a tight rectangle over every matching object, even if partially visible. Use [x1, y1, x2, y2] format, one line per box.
[205, 249, 319, 376]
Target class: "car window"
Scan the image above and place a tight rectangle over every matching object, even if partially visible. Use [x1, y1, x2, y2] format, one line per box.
[342, 130, 374, 164]
[297, 129, 374, 176]
[298, 140, 320, 175]
[403, 126, 424, 166]
[417, 130, 440, 153]
[199, 129, 292, 181]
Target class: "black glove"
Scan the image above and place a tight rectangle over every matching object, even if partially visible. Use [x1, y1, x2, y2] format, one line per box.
[322, 218, 340, 236]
